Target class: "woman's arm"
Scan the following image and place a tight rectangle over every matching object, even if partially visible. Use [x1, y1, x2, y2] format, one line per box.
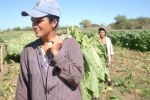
[16, 49, 29, 100]
[109, 39, 114, 64]
[52, 38, 84, 87]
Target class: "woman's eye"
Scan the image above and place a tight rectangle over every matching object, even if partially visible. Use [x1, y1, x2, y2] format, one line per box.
[31, 18, 43, 24]
[36, 19, 41, 23]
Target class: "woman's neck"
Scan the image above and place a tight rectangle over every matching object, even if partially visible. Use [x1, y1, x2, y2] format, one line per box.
[100, 36, 106, 39]
[100, 36, 106, 44]
[41, 31, 57, 44]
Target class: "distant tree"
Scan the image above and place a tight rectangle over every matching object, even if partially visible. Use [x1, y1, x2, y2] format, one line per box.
[109, 23, 116, 29]
[114, 15, 127, 29]
[137, 17, 146, 25]
[6, 28, 11, 31]
[13, 26, 21, 31]
[74, 25, 79, 28]
[79, 19, 92, 28]
[110, 15, 150, 29]
[91, 24, 100, 27]
[57, 26, 67, 30]
[22, 26, 33, 31]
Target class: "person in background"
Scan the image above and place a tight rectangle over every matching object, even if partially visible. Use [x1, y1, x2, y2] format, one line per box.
[98, 27, 114, 90]
[15, 0, 84, 100]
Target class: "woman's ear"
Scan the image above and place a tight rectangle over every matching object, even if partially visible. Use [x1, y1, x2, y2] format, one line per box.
[51, 19, 58, 29]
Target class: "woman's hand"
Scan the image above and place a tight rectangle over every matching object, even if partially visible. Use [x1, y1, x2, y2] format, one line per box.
[50, 37, 63, 56]
[51, 42, 62, 56]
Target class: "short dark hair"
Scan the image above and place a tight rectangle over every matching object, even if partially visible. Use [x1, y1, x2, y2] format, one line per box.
[46, 14, 60, 29]
[98, 27, 107, 35]
[99, 27, 106, 33]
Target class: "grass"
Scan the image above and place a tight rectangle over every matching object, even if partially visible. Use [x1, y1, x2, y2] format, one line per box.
[100, 46, 150, 100]
[0, 31, 34, 42]
[0, 31, 23, 42]
[0, 63, 19, 100]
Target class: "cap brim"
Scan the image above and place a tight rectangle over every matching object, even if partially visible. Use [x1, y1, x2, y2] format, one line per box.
[21, 9, 48, 18]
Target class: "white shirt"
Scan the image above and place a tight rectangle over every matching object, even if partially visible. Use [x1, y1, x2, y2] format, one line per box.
[105, 37, 114, 63]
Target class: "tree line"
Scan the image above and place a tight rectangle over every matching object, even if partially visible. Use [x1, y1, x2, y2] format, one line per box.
[2, 15, 150, 31]
[109, 15, 150, 29]
[80, 15, 150, 29]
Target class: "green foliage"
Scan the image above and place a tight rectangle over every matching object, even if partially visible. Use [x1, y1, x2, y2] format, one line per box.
[107, 30, 150, 51]
[110, 15, 150, 29]
[22, 26, 33, 31]
[0, 31, 23, 42]
[113, 15, 127, 29]
[79, 19, 92, 28]
[109, 95, 121, 100]
[67, 27, 106, 100]
[140, 88, 150, 99]
[114, 73, 136, 90]
[6, 31, 36, 58]
[0, 31, 45, 61]
[79, 19, 101, 29]
[12, 26, 22, 31]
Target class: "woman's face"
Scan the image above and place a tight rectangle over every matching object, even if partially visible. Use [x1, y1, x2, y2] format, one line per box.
[31, 17, 52, 37]
[99, 30, 106, 38]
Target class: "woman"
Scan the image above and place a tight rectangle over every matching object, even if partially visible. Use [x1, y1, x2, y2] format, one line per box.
[16, 0, 84, 100]
[99, 27, 114, 88]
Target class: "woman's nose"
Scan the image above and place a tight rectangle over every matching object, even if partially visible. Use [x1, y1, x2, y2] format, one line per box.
[32, 21, 38, 26]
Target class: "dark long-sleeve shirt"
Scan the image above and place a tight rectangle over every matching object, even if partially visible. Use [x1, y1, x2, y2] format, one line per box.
[15, 38, 84, 100]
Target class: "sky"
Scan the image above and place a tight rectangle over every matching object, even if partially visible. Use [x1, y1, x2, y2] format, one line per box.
[0, 0, 150, 29]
